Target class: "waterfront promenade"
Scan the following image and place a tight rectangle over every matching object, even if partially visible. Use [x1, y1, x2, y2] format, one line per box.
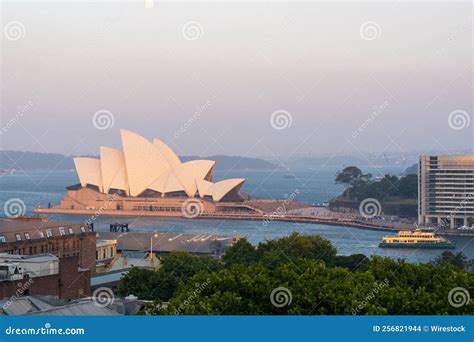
[34, 206, 474, 237]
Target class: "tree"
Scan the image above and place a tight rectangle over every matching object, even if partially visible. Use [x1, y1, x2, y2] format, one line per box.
[434, 251, 468, 270]
[155, 252, 221, 300]
[118, 252, 222, 301]
[117, 267, 156, 300]
[335, 166, 363, 186]
[148, 256, 474, 315]
[123, 234, 474, 316]
[331, 254, 370, 272]
[335, 167, 373, 199]
[222, 238, 258, 266]
[256, 232, 337, 268]
[397, 174, 418, 198]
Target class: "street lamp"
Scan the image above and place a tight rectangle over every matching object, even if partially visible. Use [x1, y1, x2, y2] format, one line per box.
[150, 231, 158, 266]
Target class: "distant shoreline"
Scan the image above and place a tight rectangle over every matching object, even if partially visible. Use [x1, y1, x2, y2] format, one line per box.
[0, 150, 278, 172]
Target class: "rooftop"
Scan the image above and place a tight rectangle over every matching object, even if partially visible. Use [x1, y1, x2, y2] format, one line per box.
[0, 217, 82, 232]
[97, 239, 117, 247]
[0, 295, 145, 316]
[96, 231, 241, 255]
[0, 217, 91, 244]
[91, 269, 128, 287]
[0, 253, 58, 263]
[0, 296, 121, 316]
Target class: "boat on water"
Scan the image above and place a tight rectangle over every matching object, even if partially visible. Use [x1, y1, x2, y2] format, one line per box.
[379, 229, 455, 249]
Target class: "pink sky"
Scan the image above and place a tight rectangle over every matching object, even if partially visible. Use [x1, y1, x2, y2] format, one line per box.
[1, 1, 472, 158]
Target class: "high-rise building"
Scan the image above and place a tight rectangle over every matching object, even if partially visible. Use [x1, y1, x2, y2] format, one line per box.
[418, 155, 474, 228]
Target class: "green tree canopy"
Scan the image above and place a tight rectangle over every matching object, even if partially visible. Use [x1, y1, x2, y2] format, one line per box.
[117, 251, 221, 301]
[434, 251, 469, 270]
[148, 256, 474, 315]
[335, 166, 364, 186]
[256, 232, 337, 268]
[117, 234, 474, 316]
[222, 238, 258, 266]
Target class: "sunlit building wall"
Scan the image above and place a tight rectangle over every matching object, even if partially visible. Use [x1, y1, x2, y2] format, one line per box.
[418, 155, 474, 228]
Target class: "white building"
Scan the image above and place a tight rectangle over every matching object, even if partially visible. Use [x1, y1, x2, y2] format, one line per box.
[418, 155, 474, 228]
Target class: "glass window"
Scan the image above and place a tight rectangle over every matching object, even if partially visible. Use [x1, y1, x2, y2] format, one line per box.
[59, 227, 65, 236]
[15, 234, 21, 241]
[39, 231, 44, 238]
[24, 232, 30, 240]
[0, 235, 6, 243]
[68, 227, 74, 235]
[80, 226, 86, 233]
[46, 229, 53, 237]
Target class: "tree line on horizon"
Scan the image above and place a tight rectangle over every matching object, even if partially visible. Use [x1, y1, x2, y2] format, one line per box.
[335, 166, 418, 201]
[330, 166, 418, 217]
[0, 150, 276, 171]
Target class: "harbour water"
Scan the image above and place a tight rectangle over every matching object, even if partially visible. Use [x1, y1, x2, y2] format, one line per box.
[1, 169, 473, 263]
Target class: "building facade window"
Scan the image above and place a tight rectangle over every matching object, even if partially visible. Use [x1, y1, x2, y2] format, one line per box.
[15, 234, 21, 241]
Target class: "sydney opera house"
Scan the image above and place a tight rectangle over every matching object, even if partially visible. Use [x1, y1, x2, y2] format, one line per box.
[46, 129, 257, 217]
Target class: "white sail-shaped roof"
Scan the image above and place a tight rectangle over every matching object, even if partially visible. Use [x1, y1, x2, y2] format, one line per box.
[73, 157, 103, 191]
[153, 138, 181, 169]
[100, 146, 129, 195]
[175, 160, 215, 197]
[207, 178, 245, 202]
[196, 179, 213, 198]
[71, 129, 245, 202]
[149, 160, 215, 197]
[148, 171, 183, 194]
[120, 129, 173, 196]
